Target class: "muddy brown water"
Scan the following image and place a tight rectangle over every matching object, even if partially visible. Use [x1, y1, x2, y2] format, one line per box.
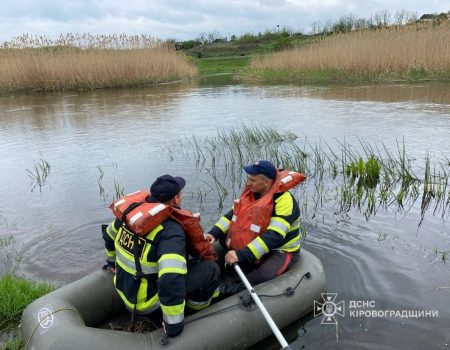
[1, 80, 449, 349]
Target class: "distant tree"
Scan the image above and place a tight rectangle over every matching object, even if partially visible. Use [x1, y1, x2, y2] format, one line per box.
[394, 9, 407, 25]
[182, 40, 200, 50]
[311, 21, 321, 34]
[197, 32, 208, 45]
[373, 9, 391, 27]
[207, 30, 221, 43]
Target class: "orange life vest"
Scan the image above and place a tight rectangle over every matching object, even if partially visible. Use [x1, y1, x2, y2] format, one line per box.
[110, 191, 217, 261]
[227, 170, 306, 250]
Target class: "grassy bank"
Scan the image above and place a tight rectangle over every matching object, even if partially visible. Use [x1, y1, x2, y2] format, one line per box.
[0, 274, 53, 332]
[246, 22, 450, 83]
[0, 45, 197, 93]
[0, 274, 53, 349]
[193, 56, 251, 75]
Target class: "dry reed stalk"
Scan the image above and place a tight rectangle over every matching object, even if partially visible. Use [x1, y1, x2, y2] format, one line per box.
[0, 45, 196, 92]
[2, 33, 162, 49]
[250, 22, 450, 76]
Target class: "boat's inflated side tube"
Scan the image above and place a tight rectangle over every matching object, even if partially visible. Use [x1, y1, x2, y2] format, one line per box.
[21, 249, 326, 350]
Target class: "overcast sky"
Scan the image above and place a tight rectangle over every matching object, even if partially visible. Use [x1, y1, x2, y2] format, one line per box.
[1, 0, 450, 43]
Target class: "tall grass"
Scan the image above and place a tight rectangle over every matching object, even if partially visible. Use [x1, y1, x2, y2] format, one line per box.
[0, 274, 53, 332]
[0, 35, 197, 92]
[249, 22, 450, 82]
[170, 125, 450, 224]
[2, 33, 162, 49]
[26, 157, 51, 192]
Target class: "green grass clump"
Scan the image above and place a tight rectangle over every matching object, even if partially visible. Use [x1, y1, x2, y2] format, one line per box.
[193, 56, 250, 75]
[346, 155, 381, 188]
[0, 274, 53, 331]
[1, 333, 24, 350]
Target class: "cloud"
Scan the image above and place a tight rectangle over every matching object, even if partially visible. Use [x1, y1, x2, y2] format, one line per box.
[1, 0, 450, 42]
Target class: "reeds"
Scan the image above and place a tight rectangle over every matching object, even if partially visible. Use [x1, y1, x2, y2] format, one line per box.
[26, 157, 51, 192]
[169, 125, 450, 224]
[249, 21, 450, 82]
[2, 33, 162, 49]
[96, 164, 126, 202]
[0, 34, 197, 92]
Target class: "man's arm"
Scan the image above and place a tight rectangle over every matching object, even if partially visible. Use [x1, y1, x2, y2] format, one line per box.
[102, 219, 121, 268]
[157, 221, 187, 337]
[208, 209, 233, 241]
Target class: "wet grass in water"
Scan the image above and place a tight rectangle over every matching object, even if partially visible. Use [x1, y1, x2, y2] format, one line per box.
[96, 164, 126, 202]
[26, 157, 51, 192]
[169, 125, 450, 224]
[433, 249, 450, 263]
[97, 165, 107, 201]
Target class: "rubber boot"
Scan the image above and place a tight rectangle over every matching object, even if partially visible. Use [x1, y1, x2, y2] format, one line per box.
[218, 281, 246, 296]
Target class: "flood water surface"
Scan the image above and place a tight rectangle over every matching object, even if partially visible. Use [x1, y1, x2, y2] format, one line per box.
[1, 81, 449, 349]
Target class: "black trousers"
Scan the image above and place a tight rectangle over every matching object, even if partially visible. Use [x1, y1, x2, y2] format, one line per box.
[186, 259, 220, 302]
[243, 250, 299, 285]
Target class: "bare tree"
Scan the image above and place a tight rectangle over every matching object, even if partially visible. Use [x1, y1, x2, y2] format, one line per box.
[207, 30, 221, 43]
[394, 9, 407, 25]
[381, 9, 391, 26]
[197, 32, 208, 45]
[311, 21, 322, 34]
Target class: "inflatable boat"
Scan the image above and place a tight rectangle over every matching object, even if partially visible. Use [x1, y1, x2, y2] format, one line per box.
[21, 249, 326, 350]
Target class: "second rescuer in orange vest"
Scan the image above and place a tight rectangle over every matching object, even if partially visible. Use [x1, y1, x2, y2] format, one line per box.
[206, 160, 306, 293]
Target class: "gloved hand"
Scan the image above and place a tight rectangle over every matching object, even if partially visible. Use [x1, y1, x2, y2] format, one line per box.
[102, 262, 115, 273]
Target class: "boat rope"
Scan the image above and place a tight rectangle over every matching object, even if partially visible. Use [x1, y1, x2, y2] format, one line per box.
[24, 307, 80, 350]
[258, 271, 311, 298]
[184, 271, 311, 324]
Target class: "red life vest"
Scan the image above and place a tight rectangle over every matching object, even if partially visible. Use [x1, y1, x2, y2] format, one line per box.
[110, 191, 217, 261]
[227, 170, 306, 250]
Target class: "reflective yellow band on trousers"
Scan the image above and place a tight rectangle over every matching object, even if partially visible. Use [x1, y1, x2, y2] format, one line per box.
[186, 297, 212, 310]
[161, 301, 185, 324]
[114, 275, 160, 313]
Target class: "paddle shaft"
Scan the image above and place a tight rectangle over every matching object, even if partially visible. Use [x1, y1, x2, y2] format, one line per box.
[233, 264, 291, 350]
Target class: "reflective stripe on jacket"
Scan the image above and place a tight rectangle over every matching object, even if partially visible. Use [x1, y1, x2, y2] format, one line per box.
[103, 218, 187, 324]
[227, 169, 305, 251]
[209, 190, 303, 263]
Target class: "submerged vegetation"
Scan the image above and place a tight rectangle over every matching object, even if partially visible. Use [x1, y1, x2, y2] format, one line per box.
[247, 21, 450, 83]
[97, 164, 126, 202]
[0, 34, 197, 93]
[170, 125, 450, 224]
[26, 157, 51, 192]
